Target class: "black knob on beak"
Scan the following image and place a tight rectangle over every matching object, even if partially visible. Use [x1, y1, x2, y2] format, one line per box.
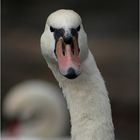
[63, 36, 72, 44]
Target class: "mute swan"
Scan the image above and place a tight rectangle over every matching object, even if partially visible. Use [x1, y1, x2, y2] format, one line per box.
[3, 80, 70, 138]
[41, 9, 115, 140]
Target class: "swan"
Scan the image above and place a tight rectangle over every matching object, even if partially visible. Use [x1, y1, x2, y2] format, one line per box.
[41, 9, 115, 140]
[3, 80, 70, 138]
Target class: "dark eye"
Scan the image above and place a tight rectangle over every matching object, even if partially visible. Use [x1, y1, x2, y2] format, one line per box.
[50, 26, 56, 32]
[76, 25, 80, 32]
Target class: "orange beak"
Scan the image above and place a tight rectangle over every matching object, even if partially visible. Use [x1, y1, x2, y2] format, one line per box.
[55, 37, 80, 79]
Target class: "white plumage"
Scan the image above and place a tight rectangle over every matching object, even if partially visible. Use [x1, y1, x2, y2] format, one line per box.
[41, 9, 115, 140]
[3, 80, 70, 138]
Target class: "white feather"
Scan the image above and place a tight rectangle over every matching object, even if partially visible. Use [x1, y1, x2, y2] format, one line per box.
[41, 9, 115, 140]
[3, 80, 70, 138]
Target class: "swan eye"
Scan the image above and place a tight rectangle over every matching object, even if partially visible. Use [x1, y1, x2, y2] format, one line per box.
[50, 26, 56, 32]
[76, 25, 80, 32]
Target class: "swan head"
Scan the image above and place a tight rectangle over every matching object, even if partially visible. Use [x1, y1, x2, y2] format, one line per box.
[41, 9, 88, 79]
[3, 80, 70, 137]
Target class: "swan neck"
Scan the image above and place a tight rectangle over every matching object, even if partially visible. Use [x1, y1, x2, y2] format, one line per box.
[48, 50, 114, 140]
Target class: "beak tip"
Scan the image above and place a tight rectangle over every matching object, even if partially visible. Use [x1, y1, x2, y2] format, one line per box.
[64, 67, 80, 79]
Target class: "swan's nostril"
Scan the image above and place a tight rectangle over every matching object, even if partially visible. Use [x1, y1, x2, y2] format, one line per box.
[65, 67, 79, 79]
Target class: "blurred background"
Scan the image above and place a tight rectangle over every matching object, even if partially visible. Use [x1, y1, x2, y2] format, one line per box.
[2, 0, 139, 140]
